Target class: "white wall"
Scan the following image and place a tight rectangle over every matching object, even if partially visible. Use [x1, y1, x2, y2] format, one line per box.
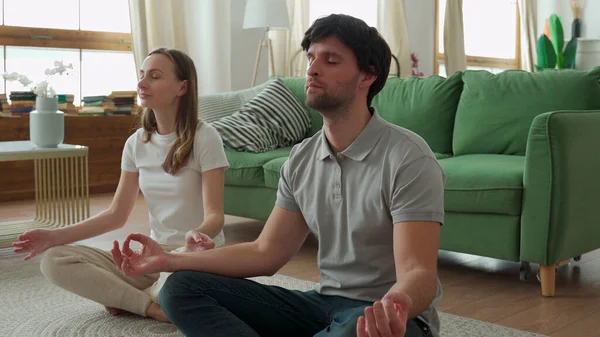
[537, 0, 600, 39]
[230, 0, 269, 91]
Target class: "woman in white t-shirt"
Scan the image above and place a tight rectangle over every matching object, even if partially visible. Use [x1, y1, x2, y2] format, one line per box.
[11, 47, 229, 322]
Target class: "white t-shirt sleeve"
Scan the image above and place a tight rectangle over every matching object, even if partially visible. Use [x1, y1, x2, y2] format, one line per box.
[192, 123, 230, 173]
[121, 131, 139, 172]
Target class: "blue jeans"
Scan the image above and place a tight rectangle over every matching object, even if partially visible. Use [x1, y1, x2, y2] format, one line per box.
[159, 271, 433, 337]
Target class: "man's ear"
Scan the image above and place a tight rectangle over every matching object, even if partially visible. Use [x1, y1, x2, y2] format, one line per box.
[359, 66, 378, 89]
[177, 80, 188, 96]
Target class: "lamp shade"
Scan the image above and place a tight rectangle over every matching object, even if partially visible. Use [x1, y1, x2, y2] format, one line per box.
[243, 0, 290, 30]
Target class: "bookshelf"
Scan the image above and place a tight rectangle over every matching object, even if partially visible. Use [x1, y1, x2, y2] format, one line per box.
[0, 114, 139, 202]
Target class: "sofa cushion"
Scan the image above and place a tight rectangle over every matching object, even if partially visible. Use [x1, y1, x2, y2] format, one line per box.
[263, 156, 288, 189]
[372, 71, 463, 154]
[199, 81, 268, 123]
[211, 78, 311, 153]
[434, 152, 452, 160]
[439, 154, 525, 216]
[224, 147, 292, 187]
[453, 67, 600, 156]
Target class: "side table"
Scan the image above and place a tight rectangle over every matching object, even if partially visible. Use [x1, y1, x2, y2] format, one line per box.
[0, 141, 90, 248]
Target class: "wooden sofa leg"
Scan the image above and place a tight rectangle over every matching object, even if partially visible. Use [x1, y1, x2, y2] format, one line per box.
[540, 264, 556, 297]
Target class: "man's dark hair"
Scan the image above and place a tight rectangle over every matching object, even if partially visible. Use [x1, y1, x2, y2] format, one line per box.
[301, 14, 392, 107]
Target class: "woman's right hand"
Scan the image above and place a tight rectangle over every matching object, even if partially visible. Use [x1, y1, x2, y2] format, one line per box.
[12, 228, 59, 260]
[184, 230, 215, 253]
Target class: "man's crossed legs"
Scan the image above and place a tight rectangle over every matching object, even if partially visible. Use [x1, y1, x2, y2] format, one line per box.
[159, 271, 432, 337]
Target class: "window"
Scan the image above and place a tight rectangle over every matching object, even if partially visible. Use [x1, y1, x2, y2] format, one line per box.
[309, 0, 377, 28]
[0, 0, 135, 105]
[435, 0, 520, 76]
[81, 50, 137, 99]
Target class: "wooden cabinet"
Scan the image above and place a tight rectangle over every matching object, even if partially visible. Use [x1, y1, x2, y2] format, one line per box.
[0, 115, 139, 202]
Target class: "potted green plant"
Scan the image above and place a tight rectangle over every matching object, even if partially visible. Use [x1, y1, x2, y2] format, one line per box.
[536, 13, 578, 71]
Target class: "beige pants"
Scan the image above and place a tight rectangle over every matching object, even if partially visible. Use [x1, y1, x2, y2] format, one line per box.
[40, 244, 178, 317]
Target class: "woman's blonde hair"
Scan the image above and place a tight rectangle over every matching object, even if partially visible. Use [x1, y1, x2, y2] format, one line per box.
[139, 47, 200, 175]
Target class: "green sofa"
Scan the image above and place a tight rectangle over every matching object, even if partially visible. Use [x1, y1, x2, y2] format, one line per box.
[221, 67, 600, 296]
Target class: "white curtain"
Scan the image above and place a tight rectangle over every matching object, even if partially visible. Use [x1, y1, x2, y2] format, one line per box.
[517, 0, 538, 71]
[128, 0, 232, 94]
[443, 0, 467, 76]
[270, 0, 310, 77]
[377, 0, 412, 77]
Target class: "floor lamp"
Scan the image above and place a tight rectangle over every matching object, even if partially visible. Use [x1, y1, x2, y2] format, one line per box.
[243, 0, 290, 87]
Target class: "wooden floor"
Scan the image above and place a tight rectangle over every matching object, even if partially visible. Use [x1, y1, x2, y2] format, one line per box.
[2, 193, 600, 336]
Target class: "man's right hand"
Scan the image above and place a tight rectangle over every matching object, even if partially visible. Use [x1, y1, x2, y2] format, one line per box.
[117, 233, 170, 276]
[12, 228, 59, 260]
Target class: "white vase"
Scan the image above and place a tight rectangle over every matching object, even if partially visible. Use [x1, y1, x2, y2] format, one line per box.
[30, 96, 65, 148]
[576, 38, 600, 71]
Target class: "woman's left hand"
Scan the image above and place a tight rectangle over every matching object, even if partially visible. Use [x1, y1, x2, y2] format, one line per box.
[184, 230, 215, 253]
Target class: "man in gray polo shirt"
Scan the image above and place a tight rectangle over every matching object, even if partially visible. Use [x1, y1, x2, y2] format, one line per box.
[114, 14, 445, 337]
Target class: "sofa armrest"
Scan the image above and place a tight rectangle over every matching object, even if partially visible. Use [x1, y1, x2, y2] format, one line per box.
[520, 110, 600, 265]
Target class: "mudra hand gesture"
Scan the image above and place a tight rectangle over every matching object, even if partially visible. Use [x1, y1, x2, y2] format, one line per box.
[357, 292, 412, 337]
[184, 230, 215, 252]
[110, 233, 170, 276]
[111, 230, 215, 276]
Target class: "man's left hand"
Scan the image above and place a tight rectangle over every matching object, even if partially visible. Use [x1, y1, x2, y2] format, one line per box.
[357, 292, 412, 337]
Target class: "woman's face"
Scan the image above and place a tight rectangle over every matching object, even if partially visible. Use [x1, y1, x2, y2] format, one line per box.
[137, 54, 187, 111]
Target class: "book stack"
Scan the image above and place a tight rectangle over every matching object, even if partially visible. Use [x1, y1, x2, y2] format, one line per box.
[109, 91, 138, 115]
[0, 94, 10, 117]
[9, 91, 36, 115]
[57, 94, 78, 115]
[79, 95, 115, 116]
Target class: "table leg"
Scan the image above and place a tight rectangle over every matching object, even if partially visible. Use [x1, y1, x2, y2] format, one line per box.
[0, 154, 90, 248]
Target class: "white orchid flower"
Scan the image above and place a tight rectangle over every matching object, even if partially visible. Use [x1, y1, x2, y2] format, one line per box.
[18, 75, 33, 87]
[2, 72, 20, 81]
[4, 59, 74, 97]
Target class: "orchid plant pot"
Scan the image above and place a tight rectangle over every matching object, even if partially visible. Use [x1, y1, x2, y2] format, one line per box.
[30, 96, 64, 148]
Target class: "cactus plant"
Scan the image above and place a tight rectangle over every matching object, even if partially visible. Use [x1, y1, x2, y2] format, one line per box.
[535, 14, 578, 71]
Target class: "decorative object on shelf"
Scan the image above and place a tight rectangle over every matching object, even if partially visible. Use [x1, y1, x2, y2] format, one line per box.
[535, 14, 578, 71]
[575, 38, 600, 71]
[2, 61, 73, 148]
[411, 52, 424, 77]
[570, 0, 585, 38]
[30, 96, 64, 148]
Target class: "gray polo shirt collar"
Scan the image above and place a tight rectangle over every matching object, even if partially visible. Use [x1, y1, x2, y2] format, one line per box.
[317, 109, 388, 161]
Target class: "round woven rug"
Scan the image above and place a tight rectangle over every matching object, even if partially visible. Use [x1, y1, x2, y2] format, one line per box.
[0, 262, 547, 337]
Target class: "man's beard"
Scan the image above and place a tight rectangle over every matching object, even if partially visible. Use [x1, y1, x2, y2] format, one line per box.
[306, 76, 358, 117]
[306, 92, 350, 113]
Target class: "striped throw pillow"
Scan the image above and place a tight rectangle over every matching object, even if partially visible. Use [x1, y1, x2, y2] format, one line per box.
[211, 78, 311, 153]
[198, 81, 269, 123]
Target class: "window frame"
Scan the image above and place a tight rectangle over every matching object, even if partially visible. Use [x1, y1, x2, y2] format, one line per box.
[433, 0, 521, 75]
[0, 26, 132, 51]
[0, 2, 133, 105]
